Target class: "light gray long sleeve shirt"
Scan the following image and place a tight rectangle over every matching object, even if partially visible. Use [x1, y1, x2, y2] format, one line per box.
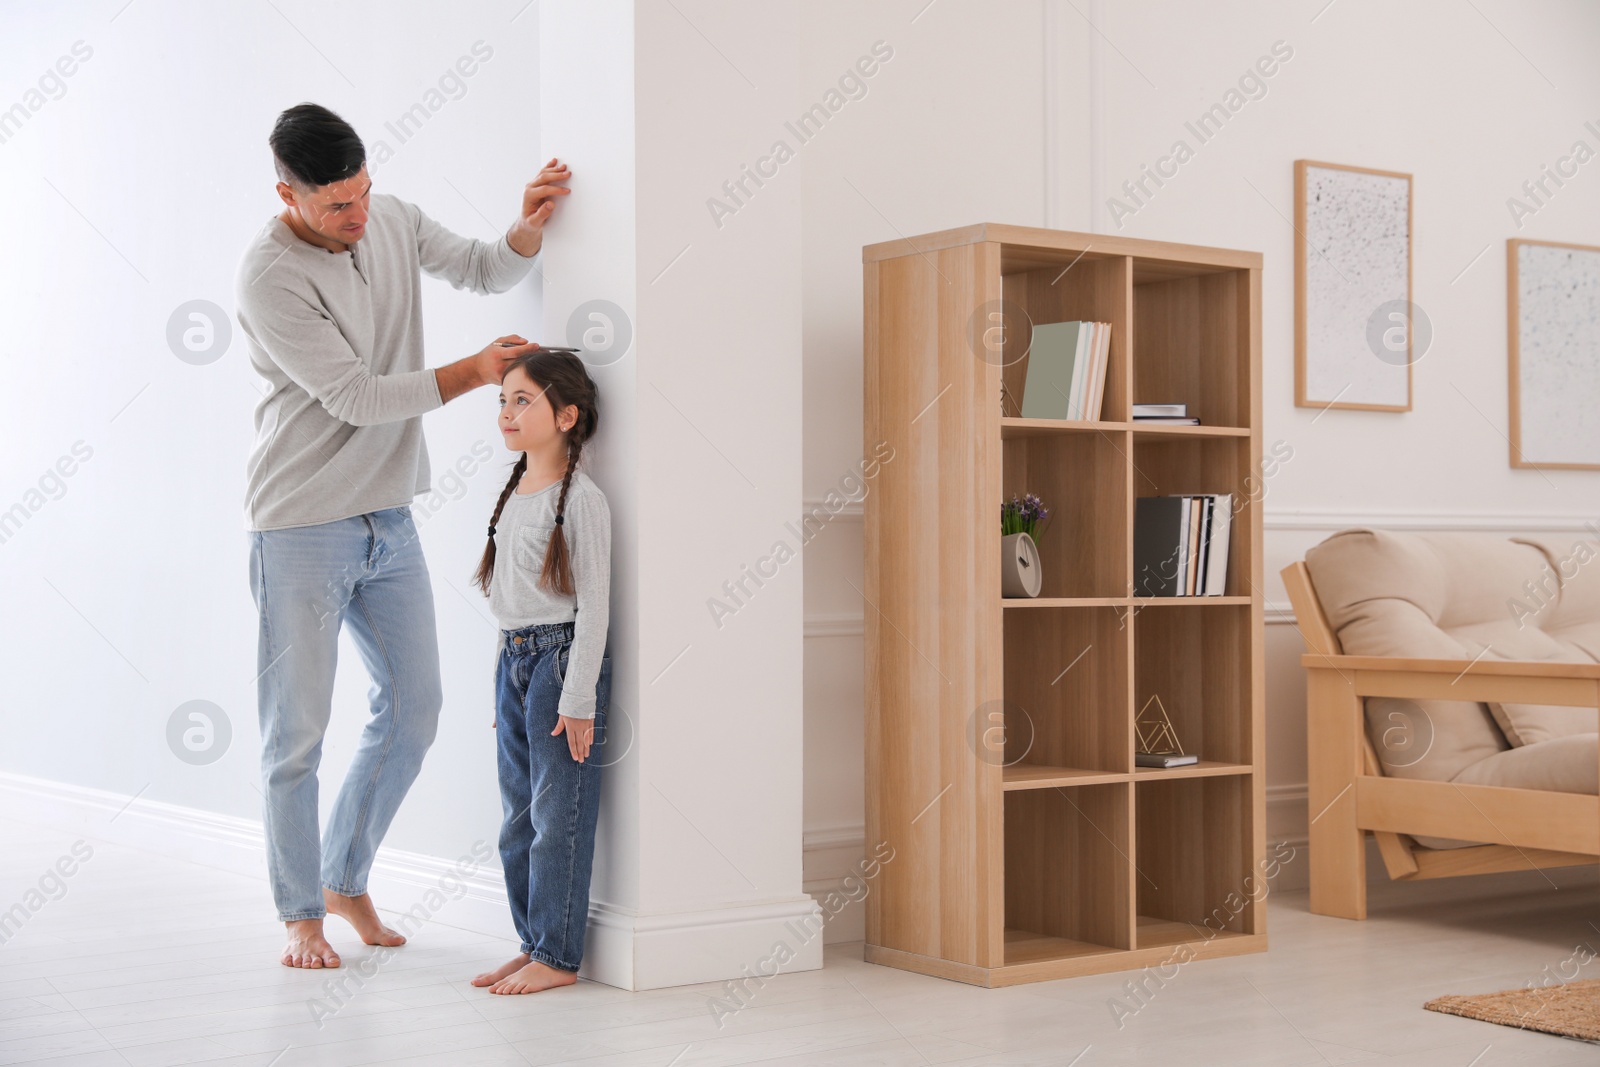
[236, 191, 537, 531]
[489, 469, 612, 719]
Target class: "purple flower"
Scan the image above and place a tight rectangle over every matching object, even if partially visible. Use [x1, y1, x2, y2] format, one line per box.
[1001, 492, 1052, 539]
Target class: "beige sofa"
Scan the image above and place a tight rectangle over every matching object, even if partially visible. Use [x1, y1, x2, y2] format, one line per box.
[1282, 528, 1599, 919]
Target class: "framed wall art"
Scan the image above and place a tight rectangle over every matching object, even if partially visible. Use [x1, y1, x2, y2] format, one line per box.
[1294, 160, 1414, 412]
[1508, 238, 1600, 470]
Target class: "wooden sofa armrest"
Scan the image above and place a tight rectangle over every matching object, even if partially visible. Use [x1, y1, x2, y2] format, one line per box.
[1299, 654, 1600, 710]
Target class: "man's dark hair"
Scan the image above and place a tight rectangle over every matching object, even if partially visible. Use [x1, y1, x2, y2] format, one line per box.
[269, 103, 366, 191]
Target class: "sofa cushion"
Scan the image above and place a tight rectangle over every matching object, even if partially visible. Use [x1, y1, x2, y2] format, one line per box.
[1303, 529, 1600, 782]
[1485, 535, 1600, 745]
[1451, 733, 1599, 794]
[1409, 732, 1599, 849]
[1487, 700, 1599, 747]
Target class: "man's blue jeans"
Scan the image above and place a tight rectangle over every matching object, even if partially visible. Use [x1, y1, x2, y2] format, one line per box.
[495, 620, 611, 972]
[248, 505, 443, 922]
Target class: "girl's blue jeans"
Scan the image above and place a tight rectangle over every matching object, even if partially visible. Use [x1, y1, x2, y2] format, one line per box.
[495, 619, 611, 972]
[248, 505, 443, 922]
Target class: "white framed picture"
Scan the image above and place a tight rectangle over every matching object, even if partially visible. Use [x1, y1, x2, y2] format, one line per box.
[1509, 238, 1600, 470]
[1295, 160, 1414, 412]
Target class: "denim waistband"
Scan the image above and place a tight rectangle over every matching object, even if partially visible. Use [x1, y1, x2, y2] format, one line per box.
[499, 620, 575, 654]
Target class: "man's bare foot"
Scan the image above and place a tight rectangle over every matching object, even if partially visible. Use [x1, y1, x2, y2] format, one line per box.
[323, 888, 406, 947]
[282, 918, 342, 969]
[486, 957, 578, 995]
[471, 952, 531, 987]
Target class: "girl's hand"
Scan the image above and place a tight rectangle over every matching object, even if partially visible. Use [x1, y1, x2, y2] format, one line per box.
[551, 714, 594, 762]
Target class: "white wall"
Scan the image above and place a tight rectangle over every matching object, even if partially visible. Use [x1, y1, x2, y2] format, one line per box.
[6, 0, 1600, 952]
[2, 0, 817, 986]
[0, 1, 547, 865]
[798, 0, 1600, 917]
[540, 0, 818, 988]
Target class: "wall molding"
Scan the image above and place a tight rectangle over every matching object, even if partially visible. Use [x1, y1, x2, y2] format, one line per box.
[803, 497, 862, 519]
[804, 500, 1598, 534]
[805, 613, 864, 639]
[799, 504, 1597, 636]
[810, 601, 1299, 632]
[0, 772, 826, 982]
[1263, 510, 1600, 533]
[0, 771, 515, 934]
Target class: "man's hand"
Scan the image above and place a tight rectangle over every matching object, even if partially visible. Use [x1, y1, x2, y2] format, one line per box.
[435, 335, 540, 404]
[551, 714, 594, 763]
[506, 158, 571, 258]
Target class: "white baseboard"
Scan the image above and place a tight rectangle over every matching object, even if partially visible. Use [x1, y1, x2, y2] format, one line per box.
[0, 772, 823, 990]
[584, 896, 824, 991]
[0, 772, 517, 938]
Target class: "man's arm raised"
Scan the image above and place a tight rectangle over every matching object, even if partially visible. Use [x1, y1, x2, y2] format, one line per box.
[436, 336, 541, 404]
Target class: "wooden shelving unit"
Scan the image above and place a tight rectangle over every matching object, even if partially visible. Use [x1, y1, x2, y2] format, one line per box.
[861, 223, 1265, 987]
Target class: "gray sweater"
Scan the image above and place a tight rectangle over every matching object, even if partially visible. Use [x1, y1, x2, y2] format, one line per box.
[235, 192, 537, 531]
[489, 469, 612, 719]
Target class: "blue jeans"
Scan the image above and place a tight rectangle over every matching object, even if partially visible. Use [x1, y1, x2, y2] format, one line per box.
[495, 620, 611, 971]
[248, 505, 443, 922]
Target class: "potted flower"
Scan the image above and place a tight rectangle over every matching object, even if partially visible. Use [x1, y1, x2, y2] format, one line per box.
[1000, 493, 1050, 598]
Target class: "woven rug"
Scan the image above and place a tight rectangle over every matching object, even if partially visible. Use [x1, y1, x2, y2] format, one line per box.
[1425, 978, 1600, 1042]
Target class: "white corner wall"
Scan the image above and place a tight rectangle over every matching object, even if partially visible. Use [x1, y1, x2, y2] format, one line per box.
[2, 0, 817, 988]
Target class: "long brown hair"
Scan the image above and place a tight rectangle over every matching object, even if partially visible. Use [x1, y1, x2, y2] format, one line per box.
[474, 350, 600, 598]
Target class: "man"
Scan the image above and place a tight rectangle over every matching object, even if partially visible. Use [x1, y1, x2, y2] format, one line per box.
[235, 102, 570, 968]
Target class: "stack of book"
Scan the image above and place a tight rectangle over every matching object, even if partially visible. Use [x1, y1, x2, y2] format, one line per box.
[1132, 403, 1200, 426]
[1020, 321, 1112, 421]
[1133, 494, 1233, 597]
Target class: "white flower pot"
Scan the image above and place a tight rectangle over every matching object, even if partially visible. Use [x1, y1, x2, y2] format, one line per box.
[1001, 532, 1042, 598]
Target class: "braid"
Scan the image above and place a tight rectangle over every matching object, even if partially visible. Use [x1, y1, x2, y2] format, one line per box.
[538, 434, 583, 597]
[482, 347, 601, 602]
[473, 453, 527, 596]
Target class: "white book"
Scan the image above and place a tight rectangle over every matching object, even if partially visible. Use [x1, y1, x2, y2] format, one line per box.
[1065, 322, 1091, 419]
[1086, 322, 1109, 420]
[1174, 496, 1192, 596]
[1204, 494, 1234, 596]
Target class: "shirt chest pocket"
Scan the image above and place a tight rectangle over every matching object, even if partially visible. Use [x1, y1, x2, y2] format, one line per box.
[513, 521, 556, 573]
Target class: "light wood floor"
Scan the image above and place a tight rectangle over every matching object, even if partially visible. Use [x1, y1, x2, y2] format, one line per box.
[2, 807, 1597, 1066]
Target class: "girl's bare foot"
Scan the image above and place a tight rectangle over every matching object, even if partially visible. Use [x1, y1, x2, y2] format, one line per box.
[282, 918, 342, 968]
[487, 958, 578, 994]
[471, 952, 531, 987]
[323, 888, 406, 947]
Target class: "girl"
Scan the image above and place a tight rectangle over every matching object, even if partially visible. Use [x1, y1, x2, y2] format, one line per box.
[469, 349, 612, 995]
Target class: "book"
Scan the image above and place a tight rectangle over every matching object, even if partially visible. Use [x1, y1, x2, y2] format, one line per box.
[1067, 321, 1092, 419]
[1133, 496, 1188, 597]
[1131, 416, 1201, 425]
[1135, 494, 1233, 597]
[1133, 403, 1188, 418]
[1019, 320, 1116, 421]
[1136, 751, 1199, 768]
[1185, 497, 1202, 595]
[1019, 321, 1083, 420]
[1083, 322, 1108, 420]
[1203, 494, 1233, 596]
[1070, 322, 1090, 419]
